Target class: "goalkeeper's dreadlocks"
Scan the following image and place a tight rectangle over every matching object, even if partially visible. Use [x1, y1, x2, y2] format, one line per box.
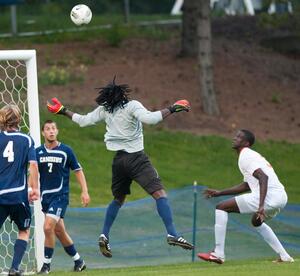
[95, 76, 131, 113]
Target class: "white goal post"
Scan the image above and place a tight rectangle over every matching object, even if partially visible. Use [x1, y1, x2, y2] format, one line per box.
[0, 50, 44, 273]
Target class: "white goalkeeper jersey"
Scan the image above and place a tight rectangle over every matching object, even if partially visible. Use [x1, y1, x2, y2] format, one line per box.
[238, 147, 285, 194]
[72, 100, 163, 153]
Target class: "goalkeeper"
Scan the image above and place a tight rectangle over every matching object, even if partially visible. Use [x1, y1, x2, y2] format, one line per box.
[47, 77, 194, 258]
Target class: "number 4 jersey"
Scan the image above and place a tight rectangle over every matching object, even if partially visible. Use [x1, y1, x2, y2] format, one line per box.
[0, 131, 36, 205]
[36, 143, 82, 204]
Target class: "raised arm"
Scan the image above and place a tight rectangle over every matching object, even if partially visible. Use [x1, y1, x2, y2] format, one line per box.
[204, 182, 250, 198]
[132, 99, 191, 124]
[47, 97, 103, 126]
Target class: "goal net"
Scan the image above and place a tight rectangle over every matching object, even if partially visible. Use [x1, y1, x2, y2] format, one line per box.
[50, 185, 300, 270]
[0, 50, 43, 274]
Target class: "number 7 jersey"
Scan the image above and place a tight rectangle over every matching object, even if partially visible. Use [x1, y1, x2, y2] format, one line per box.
[36, 143, 82, 204]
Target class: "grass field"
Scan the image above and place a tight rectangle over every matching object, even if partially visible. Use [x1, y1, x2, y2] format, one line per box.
[40, 111, 300, 206]
[47, 259, 300, 276]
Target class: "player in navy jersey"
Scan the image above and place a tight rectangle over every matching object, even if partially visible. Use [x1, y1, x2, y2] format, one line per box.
[47, 77, 194, 259]
[0, 105, 39, 276]
[36, 120, 90, 274]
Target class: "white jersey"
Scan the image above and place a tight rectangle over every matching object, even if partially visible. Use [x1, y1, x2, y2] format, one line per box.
[238, 147, 285, 194]
[72, 100, 162, 153]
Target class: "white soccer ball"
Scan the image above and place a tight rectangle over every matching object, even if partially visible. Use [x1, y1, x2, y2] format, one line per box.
[70, 4, 92, 26]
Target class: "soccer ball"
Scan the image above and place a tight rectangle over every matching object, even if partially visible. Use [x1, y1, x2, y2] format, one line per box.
[70, 4, 92, 26]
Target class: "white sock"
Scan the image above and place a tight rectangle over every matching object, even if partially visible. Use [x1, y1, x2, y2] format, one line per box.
[214, 209, 228, 258]
[255, 223, 291, 260]
[43, 257, 51, 264]
[72, 252, 80, 261]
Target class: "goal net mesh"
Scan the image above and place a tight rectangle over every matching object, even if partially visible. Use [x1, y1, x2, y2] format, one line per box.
[0, 59, 37, 274]
[49, 186, 300, 270]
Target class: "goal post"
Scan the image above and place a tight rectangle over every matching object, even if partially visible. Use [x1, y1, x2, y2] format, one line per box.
[0, 49, 44, 273]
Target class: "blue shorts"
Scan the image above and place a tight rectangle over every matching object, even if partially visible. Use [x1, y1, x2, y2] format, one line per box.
[42, 196, 68, 220]
[0, 202, 31, 231]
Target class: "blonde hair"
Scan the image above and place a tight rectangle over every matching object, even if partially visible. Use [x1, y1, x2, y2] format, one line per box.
[0, 104, 21, 131]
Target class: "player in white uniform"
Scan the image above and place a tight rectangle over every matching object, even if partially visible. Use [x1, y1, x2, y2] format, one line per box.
[198, 129, 294, 264]
[46, 77, 194, 258]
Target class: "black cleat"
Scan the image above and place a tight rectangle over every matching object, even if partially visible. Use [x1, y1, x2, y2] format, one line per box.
[74, 259, 86, 272]
[167, 235, 194, 250]
[38, 263, 50, 274]
[98, 234, 112, 258]
[8, 268, 24, 276]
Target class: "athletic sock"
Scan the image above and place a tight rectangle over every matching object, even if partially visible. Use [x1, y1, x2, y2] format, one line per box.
[156, 197, 178, 237]
[255, 223, 291, 259]
[214, 209, 228, 259]
[11, 239, 27, 270]
[44, 247, 54, 264]
[64, 244, 81, 264]
[102, 200, 121, 238]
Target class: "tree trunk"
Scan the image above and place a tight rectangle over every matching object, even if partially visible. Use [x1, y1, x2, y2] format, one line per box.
[181, 0, 198, 56]
[197, 0, 220, 115]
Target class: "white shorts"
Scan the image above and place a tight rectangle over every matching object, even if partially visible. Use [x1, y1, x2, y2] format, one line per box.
[235, 190, 287, 219]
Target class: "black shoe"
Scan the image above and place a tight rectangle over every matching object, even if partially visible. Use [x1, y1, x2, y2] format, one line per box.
[167, 235, 194, 250]
[74, 259, 86, 272]
[8, 268, 24, 276]
[98, 234, 112, 258]
[38, 263, 50, 274]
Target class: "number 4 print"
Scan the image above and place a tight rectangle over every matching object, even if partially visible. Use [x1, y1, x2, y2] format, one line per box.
[3, 141, 14, 162]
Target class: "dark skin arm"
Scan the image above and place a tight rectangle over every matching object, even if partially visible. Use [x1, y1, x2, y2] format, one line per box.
[203, 182, 250, 198]
[161, 108, 172, 119]
[64, 110, 74, 120]
[252, 168, 268, 222]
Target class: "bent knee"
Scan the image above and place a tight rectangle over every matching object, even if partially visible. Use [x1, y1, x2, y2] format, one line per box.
[18, 229, 30, 240]
[114, 196, 126, 206]
[216, 202, 226, 211]
[44, 225, 55, 235]
[215, 198, 240, 213]
[54, 227, 64, 237]
[151, 189, 167, 200]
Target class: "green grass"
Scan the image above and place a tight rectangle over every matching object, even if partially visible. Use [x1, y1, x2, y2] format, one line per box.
[46, 259, 300, 276]
[40, 111, 300, 207]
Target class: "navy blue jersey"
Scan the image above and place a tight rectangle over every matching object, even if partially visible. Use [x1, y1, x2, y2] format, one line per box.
[36, 143, 81, 204]
[0, 131, 36, 205]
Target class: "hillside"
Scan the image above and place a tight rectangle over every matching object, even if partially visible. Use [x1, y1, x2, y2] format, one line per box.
[33, 16, 300, 142]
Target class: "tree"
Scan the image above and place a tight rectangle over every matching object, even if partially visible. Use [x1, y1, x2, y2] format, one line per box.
[197, 0, 219, 115]
[181, 0, 219, 115]
[181, 0, 198, 56]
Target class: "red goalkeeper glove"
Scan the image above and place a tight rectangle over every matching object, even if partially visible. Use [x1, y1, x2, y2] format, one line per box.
[168, 99, 190, 113]
[47, 97, 67, 115]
